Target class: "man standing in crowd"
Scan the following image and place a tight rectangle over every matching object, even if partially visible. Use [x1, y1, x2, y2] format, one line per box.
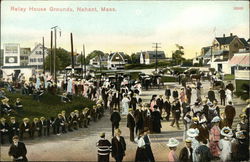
[96, 132, 112, 162]
[127, 108, 135, 142]
[110, 108, 121, 137]
[111, 129, 126, 162]
[224, 101, 236, 128]
[165, 86, 171, 99]
[207, 88, 215, 103]
[218, 87, 226, 106]
[179, 138, 193, 162]
[8, 136, 28, 162]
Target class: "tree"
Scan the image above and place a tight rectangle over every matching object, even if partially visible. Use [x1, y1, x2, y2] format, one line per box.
[172, 44, 185, 65]
[130, 53, 140, 64]
[77, 50, 105, 65]
[123, 54, 132, 64]
[45, 48, 71, 71]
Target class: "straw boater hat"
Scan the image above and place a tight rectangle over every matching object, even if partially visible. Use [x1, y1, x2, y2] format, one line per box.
[0, 117, 6, 122]
[239, 114, 247, 119]
[236, 131, 246, 139]
[74, 110, 79, 113]
[192, 117, 199, 122]
[23, 118, 29, 122]
[185, 137, 192, 143]
[100, 132, 105, 138]
[221, 127, 233, 138]
[167, 138, 180, 147]
[33, 118, 39, 122]
[128, 108, 133, 112]
[187, 128, 199, 137]
[1, 98, 9, 103]
[10, 117, 15, 120]
[211, 116, 221, 123]
[40, 117, 45, 120]
[97, 104, 102, 107]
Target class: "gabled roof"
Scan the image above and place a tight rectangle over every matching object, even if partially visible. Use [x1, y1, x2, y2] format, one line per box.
[109, 52, 125, 62]
[201, 46, 211, 54]
[30, 43, 48, 54]
[215, 35, 237, 45]
[146, 51, 166, 59]
[239, 38, 249, 47]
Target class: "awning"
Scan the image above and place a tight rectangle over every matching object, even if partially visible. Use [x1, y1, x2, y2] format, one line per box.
[229, 55, 250, 66]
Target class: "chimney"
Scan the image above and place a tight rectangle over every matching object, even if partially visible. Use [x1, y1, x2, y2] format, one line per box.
[223, 34, 225, 37]
[230, 33, 233, 37]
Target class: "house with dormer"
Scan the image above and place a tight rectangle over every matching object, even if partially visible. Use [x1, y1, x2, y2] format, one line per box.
[139, 51, 166, 64]
[107, 52, 127, 69]
[28, 43, 49, 69]
[200, 33, 249, 74]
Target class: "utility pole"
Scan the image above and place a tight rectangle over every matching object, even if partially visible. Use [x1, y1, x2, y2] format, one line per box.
[42, 37, 45, 74]
[70, 33, 74, 76]
[50, 31, 53, 75]
[152, 43, 161, 72]
[83, 44, 86, 78]
[80, 51, 83, 78]
[51, 26, 58, 82]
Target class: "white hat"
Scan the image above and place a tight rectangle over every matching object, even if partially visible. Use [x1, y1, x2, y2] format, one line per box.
[187, 128, 199, 137]
[221, 127, 233, 138]
[167, 138, 180, 147]
[211, 116, 220, 123]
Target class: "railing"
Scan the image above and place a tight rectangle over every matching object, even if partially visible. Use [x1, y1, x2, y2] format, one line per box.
[235, 70, 250, 80]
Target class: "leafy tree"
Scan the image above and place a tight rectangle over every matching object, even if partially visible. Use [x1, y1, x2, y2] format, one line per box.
[131, 53, 140, 64]
[172, 44, 185, 65]
[77, 50, 105, 65]
[45, 48, 71, 71]
[123, 54, 132, 64]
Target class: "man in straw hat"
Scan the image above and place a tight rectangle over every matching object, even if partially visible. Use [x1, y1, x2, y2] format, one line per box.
[179, 137, 193, 162]
[19, 118, 31, 140]
[167, 138, 180, 162]
[127, 108, 135, 142]
[232, 131, 249, 161]
[96, 132, 112, 162]
[236, 114, 248, 134]
[111, 128, 126, 162]
[219, 127, 233, 162]
[8, 135, 28, 162]
[9, 117, 20, 141]
[0, 117, 10, 144]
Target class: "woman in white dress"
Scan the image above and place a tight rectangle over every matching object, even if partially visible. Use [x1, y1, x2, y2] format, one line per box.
[225, 88, 232, 105]
[187, 128, 200, 162]
[191, 87, 197, 105]
[219, 127, 233, 162]
[122, 94, 130, 115]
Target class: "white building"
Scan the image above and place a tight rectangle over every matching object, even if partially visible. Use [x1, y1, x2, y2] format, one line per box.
[28, 43, 49, 68]
[139, 51, 166, 64]
[3, 43, 20, 67]
[107, 52, 126, 69]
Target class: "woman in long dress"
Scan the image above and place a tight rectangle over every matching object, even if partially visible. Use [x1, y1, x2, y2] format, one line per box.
[191, 87, 197, 105]
[122, 94, 130, 115]
[219, 127, 233, 162]
[225, 88, 232, 105]
[209, 116, 221, 159]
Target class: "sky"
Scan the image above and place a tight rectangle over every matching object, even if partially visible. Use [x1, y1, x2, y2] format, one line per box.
[1, 1, 249, 58]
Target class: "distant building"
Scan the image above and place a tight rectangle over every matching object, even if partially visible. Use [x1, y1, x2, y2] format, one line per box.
[3, 43, 20, 67]
[107, 52, 126, 69]
[89, 55, 108, 68]
[139, 51, 166, 64]
[28, 43, 49, 68]
[200, 33, 249, 74]
[20, 48, 31, 66]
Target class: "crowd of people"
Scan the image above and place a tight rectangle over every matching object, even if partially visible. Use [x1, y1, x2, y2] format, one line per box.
[1, 71, 249, 162]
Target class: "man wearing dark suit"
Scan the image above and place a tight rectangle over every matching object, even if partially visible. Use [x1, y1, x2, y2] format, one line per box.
[8, 135, 28, 162]
[0, 117, 10, 144]
[111, 129, 126, 162]
[172, 88, 179, 99]
[218, 88, 226, 106]
[207, 88, 215, 103]
[127, 109, 135, 142]
[156, 95, 164, 113]
[134, 106, 144, 135]
[110, 109, 121, 137]
[9, 117, 20, 142]
[186, 86, 192, 104]
[164, 97, 171, 121]
[165, 86, 171, 99]
[179, 138, 193, 162]
[170, 99, 181, 129]
[19, 118, 31, 140]
[224, 101, 236, 128]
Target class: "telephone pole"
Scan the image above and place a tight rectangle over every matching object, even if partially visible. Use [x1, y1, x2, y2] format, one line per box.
[42, 37, 45, 74]
[51, 26, 58, 82]
[70, 33, 74, 76]
[152, 43, 161, 72]
[50, 31, 53, 75]
[83, 44, 86, 78]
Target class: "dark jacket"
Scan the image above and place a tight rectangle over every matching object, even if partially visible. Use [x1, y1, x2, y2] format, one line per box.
[127, 113, 135, 128]
[111, 136, 126, 158]
[110, 112, 121, 126]
[165, 89, 171, 97]
[8, 142, 28, 162]
[179, 147, 193, 162]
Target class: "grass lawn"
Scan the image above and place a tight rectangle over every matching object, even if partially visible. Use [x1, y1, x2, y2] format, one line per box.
[161, 76, 176, 82]
[0, 91, 95, 122]
[224, 74, 235, 80]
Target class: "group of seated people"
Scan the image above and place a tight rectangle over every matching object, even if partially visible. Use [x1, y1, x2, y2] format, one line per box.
[0, 97, 23, 116]
[0, 103, 105, 144]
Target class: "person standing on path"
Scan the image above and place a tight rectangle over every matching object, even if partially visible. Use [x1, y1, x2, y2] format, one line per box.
[8, 135, 28, 162]
[224, 101, 236, 128]
[96, 132, 112, 162]
[179, 138, 193, 162]
[111, 129, 126, 162]
[167, 138, 180, 162]
[110, 108, 121, 137]
[127, 108, 136, 142]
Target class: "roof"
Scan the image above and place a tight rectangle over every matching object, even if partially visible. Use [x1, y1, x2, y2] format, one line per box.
[201, 46, 211, 54]
[109, 52, 125, 60]
[146, 51, 166, 59]
[213, 50, 229, 56]
[229, 52, 250, 66]
[239, 38, 249, 47]
[247, 38, 250, 43]
[215, 35, 237, 45]
[30, 43, 48, 54]
[213, 58, 228, 62]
